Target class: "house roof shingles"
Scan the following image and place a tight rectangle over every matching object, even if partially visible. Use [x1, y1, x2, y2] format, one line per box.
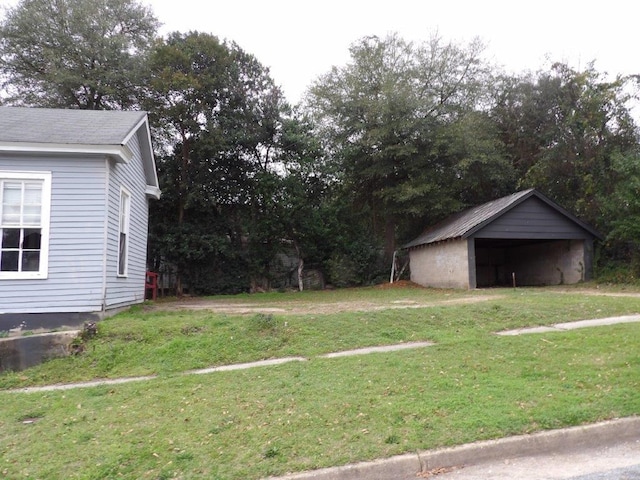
[404, 189, 602, 249]
[0, 107, 147, 145]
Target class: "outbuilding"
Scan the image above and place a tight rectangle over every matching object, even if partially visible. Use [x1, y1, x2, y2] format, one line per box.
[405, 189, 603, 289]
[0, 107, 160, 331]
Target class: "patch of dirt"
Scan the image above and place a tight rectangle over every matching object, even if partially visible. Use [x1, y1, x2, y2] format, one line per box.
[149, 294, 503, 316]
[549, 288, 640, 298]
[146, 286, 640, 316]
[376, 280, 423, 289]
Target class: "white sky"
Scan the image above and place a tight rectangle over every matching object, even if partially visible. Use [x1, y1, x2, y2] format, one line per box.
[1, 0, 637, 105]
[148, 0, 639, 105]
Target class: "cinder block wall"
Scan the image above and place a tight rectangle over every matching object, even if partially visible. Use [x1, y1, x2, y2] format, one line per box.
[409, 239, 471, 289]
[508, 240, 585, 285]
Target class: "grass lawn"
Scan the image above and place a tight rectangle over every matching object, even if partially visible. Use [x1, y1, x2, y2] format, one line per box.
[1, 286, 639, 479]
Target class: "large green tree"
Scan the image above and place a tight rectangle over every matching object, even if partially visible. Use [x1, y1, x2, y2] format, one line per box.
[271, 114, 336, 290]
[0, 0, 159, 109]
[306, 33, 509, 261]
[144, 32, 240, 226]
[491, 63, 639, 226]
[599, 150, 640, 274]
[145, 32, 314, 294]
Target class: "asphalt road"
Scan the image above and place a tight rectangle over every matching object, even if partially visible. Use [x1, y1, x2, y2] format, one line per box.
[434, 439, 640, 480]
[570, 466, 640, 479]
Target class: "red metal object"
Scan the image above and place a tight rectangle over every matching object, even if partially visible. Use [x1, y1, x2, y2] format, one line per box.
[145, 271, 158, 300]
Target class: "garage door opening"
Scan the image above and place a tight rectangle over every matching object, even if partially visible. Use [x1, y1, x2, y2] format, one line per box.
[474, 238, 586, 287]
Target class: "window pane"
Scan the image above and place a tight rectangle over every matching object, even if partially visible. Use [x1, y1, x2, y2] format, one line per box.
[22, 251, 40, 271]
[23, 229, 41, 249]
[2, 183, 21, 203]
[120, 195, 129, 232]
[22, 209, 41, 225]
[118, 190, 130, 275]
[1, 182, 42, 225]
[1, 207, 20, 225]
[23, 184, 42, 205]
[2, 228, 20, 248]
[0, 250, 19, 271]
[118, 232, 127, 275]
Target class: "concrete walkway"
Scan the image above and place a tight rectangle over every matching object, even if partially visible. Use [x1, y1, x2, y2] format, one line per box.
[6, 341, 434, 393]
[496, 314, 640, 336]
[319, 341, 434, 358]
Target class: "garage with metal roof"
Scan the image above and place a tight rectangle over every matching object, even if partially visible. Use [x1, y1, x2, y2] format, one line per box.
[404, 189, 603, 289]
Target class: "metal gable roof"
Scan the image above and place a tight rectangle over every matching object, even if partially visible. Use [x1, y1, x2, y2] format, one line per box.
[0, 107, 147, 145]
[404, 189, 602, 249]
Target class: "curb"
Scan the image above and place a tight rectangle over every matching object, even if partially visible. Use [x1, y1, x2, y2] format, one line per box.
[267, 416, 640, 480]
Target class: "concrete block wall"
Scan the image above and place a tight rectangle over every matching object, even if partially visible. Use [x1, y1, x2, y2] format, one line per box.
[409, 239, 471, 289]
[0, 330, 79, 372]
[508, 240, 585, 286]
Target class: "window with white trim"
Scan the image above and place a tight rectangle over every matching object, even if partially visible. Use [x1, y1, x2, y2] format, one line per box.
[118, 187, 131, 276]
[0, 172, 51, 279]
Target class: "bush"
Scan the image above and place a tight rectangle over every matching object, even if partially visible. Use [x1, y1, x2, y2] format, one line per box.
[325, 240, 386, 288]
[594, 261, 640, 285]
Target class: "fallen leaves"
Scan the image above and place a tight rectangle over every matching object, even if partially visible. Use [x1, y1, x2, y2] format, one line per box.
[417, 465, 459, 477]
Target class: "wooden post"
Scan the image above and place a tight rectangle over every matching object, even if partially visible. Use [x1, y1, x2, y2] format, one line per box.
[294, 241, 304, 292]
[389, 250, 397, 283]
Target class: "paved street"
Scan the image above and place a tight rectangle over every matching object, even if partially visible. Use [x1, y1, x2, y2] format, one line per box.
[570, 465, 640, 479]
[434, 439, 640, 480]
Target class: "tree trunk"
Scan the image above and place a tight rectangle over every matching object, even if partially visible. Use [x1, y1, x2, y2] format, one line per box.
[175, 275, 183, 298]
[294, 240, 304, 292]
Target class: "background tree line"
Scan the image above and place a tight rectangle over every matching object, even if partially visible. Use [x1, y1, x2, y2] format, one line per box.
[2, 0, 639, 293]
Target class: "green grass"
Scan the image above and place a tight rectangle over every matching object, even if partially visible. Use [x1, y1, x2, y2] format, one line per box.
[2, 286, 639, 388]
[0, 286, 639, 479]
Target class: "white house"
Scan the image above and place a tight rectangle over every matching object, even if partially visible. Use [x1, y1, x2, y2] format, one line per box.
[0, 107, 160, 331]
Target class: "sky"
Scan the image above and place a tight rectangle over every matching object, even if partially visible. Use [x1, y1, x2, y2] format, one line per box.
[146, 0, 639, 105]
[0, 0, 637, 105]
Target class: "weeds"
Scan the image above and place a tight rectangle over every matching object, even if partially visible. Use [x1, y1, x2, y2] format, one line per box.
[251, 313, 279, 334]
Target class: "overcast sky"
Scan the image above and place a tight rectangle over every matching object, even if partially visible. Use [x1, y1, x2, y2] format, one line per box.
[1, 0, 637, 105]
[148, 0, 639, 104]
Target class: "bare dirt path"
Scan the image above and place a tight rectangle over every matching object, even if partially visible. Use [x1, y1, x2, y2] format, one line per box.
[549, 288, 640, 298]
[148, 294, 503, 315]
[146, 286, 640, 316]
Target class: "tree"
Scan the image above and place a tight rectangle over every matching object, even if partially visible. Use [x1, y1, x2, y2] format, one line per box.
[599, 150, 640, 275]
[144, 32, 237, 227]
[144, 32, 290, 294]
[0, 0, 159, 109]
[275, 114, 335, 290]
[306, 33, 498, 261]
[432, 110, 516, 210]
[491, 63, 639, 225]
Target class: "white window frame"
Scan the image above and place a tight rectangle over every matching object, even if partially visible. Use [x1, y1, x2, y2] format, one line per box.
[0, 171, 51, 280]
[117, 186, 131, 277]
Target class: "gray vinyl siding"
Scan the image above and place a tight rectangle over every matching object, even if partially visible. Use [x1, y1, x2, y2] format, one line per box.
[0, 157, 107, 313]
[104, 129, 149, 308]
[473, 197, 589, 240]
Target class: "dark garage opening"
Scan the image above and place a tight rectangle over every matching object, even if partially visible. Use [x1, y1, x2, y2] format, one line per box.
[474, 238, 584, 287]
